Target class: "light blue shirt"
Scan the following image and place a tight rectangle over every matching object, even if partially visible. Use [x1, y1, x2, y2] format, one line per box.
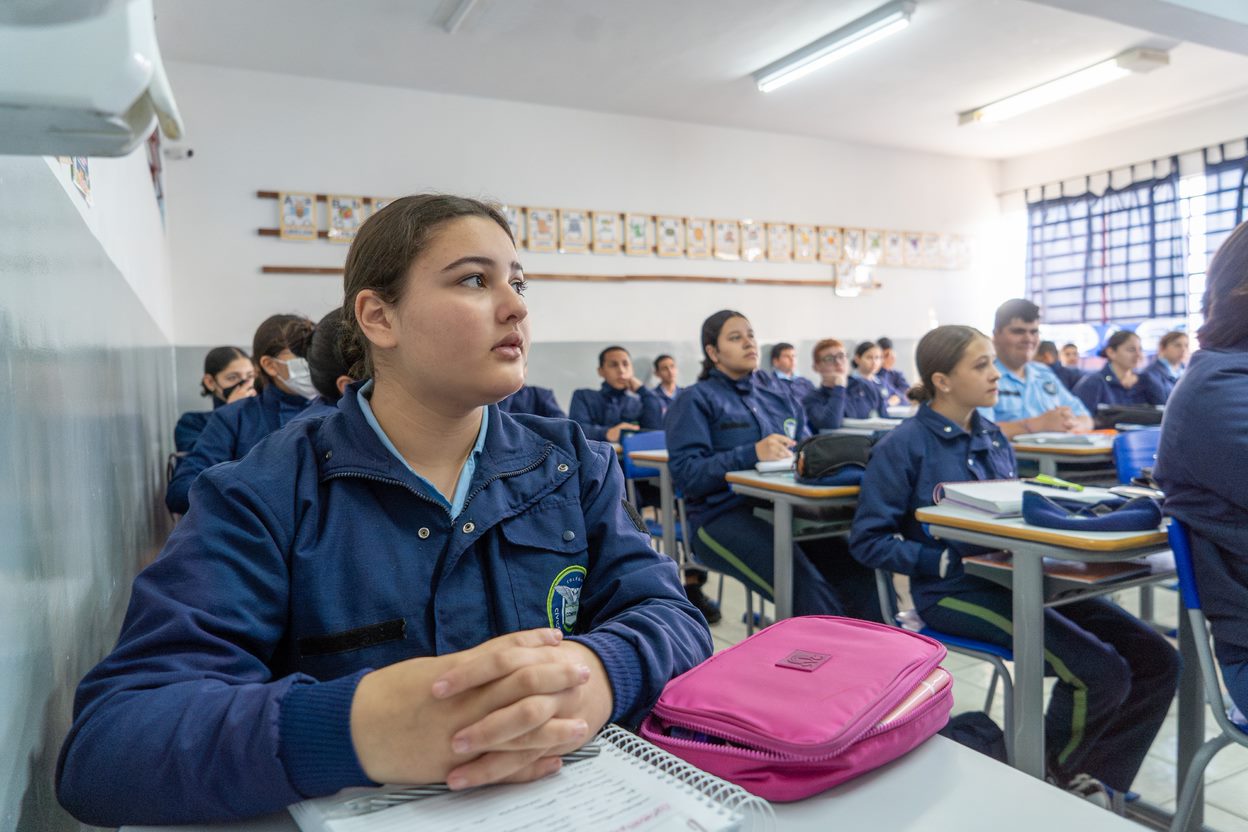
[356, 380, 488, 518]
[1159, 358, 1185, 379]
[978, 359, 1090, 425]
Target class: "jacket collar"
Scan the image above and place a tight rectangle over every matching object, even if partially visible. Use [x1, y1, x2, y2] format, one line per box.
[914, 402, 996, 448]
[708, 367, 755, 396]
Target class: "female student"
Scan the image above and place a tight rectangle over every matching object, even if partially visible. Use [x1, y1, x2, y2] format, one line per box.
[1157, 221, 1248, 723]
[850, 325, 1178, 801]
[57, 195, 711, 827]
[847, 340, 890, 415]
[666, 310, 880, 620]
[1141, 330, 1189, 401]
[802, 338, 852, 431]
[173, 346, 256, 452]
[164, 313, 317, 514]
[295, 309, 358, 420]
[1072, 330, 1167, 414]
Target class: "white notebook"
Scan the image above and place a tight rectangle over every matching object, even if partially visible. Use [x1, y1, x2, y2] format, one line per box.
[842, 417, 905, 431]
[1012, 432, 1112, 447]
[289, 724, 774, 832]
[934, 479, 1115, 517]
[754, 458, 795, 473]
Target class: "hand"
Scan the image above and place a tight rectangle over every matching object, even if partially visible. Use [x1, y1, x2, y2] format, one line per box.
[819, 369, 847, 388]
[349, 628, 593, 788]
[605, 423, 640, 443]
[226, 384, 257, 404]
[754, 434, 796, 461]
[1031, 407, 1077, 432]
[887, 393, 902, 407]
[626, 377, 643, 393]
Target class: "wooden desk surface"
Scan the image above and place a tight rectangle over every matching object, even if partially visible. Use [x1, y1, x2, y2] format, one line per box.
[726, 469, 860, 499]
[1011, 443, 1113, 456]
[628, 449, 668, 464]
[916, 503, 1167, 551]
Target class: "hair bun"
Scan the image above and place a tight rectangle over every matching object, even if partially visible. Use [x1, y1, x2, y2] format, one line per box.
[907, 382, 931, 403]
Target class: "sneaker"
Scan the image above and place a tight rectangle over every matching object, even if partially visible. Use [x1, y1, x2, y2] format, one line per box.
[1052, 773, 1111, 809]
[685, 584, 722, 625]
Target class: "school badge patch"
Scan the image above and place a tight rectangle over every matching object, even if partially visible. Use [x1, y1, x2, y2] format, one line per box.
[547, 565, 586, 633]
[783, 417, 797, 439]
[1043, 381, 1058, 395]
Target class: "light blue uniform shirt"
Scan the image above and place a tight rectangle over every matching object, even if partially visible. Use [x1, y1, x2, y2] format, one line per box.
[977, 359, 1090, 424]
[357, 380, 488, 518]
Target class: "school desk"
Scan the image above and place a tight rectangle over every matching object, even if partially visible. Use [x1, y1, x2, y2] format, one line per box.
[1010, 440, 1115, 477]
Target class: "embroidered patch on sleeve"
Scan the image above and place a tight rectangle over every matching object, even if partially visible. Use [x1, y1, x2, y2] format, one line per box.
[622, 499, 648, 535]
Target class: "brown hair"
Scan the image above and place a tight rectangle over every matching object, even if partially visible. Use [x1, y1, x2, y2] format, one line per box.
[907, 325, 987, 403]
[1158, 330, 1187, 350]
[699, 309, 748, 380]
[1098, 329, 1139, 359]
[811, 338, 844, 363]
[199, 345, 249, 397]
[1199, 220, 1248, 350]
[339, 195, 514, 379]
[251, 314, 315, 390]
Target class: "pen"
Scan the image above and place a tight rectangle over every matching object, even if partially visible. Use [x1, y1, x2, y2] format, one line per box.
[1024, 474, 1084, 492]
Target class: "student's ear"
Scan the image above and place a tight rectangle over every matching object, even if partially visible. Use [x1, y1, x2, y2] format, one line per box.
[704, 344, 718, 366]
[202, 373, 216, 393]
[257, 355, 284, 379]
[931, 371, 951, 394]
[355, 289, 399, 352]
[597, 365, 608, 380]
[335, 375, 353, 397]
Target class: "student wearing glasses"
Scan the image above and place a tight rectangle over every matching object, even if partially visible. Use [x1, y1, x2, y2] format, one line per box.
[802, 338, 853, 430]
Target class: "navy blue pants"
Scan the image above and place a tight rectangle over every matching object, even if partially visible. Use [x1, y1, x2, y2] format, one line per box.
[1224, 661, 1248, 719]
[691, 505, 882, 621]
[920, 588, 1179, 790]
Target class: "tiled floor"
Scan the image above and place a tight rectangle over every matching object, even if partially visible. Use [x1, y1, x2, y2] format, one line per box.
[701, 572, 1248, 831]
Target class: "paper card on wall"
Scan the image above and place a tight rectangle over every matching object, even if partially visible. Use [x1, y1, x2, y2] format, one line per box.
[624, 213, 653, 256]
[371, 197, 395, 216]
[71, 157, 91, 206]
[560, 209, 590, 254]
[713, 219, 740, 260]
[500, 204, 527, 245]
[527, 208, 558, 252]
[279, 192, 317, 240]
[327, 195, 366, 243]
[921, 232, 941, 268]
[792, 224, 817, 262]
[954, 234, 973, 269]
[740, 220, 764, 262]
[843, 228, 865, 262]
[591, 211, 621, 254]
[818, 226, 843, 263]
[766, 223, 792, 262]
[864, 229, 884, 265]
[656, 216, 685, 258]
[883, 230, 904, 266]
[939, 233, 959, 269]
[902, 231, 923, 267]
[685, 218, 711, 259]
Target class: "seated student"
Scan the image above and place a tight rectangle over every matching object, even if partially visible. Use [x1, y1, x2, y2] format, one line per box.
[56, 195, 712, 827]
[1157, 221, 1248, 725]
[297, 309, 357, 419]
[652, 353, 682, 416]
[569, 346, 662, 441]
[876, 336, 910, 403]
[1061, 342, 1082, 369]
[851, 324, 1178, 803]
[1037, 340, 1084, 391]
[848, 341, 890, 415]
[174, 346, 256, 452]
[769, 342, 815, 400]
[498, 385, 566, 419]
[802, 338, 852, 431]
[1141, 330, 1189, 401]
[666, 310, 880, 620]
[164, 314, 317, 515]
[981, 299, 1093, 439]
[1072, 330, 1167, 415]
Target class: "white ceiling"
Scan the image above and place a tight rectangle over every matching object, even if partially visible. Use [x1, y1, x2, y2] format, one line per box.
[153, 0, 1248, 160]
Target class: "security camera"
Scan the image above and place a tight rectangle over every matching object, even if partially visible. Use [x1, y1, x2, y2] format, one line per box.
[163, 146, 194, 160]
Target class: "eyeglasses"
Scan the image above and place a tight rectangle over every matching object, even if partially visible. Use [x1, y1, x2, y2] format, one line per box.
[817, 353, 848, 364]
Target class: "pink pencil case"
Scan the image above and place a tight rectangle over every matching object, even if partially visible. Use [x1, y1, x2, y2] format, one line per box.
[639, 616, 952, 801]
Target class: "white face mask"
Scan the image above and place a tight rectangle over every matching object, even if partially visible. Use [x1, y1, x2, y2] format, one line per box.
[280, 357, 319, 400]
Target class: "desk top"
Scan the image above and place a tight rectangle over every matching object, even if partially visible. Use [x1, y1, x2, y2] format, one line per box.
[1011, 443, 1113, 457]
[726, 469, 860, 499]
[916, 503, 1167, 551]
[122, 737, 1138, 832]
[628, 449, 668, 464]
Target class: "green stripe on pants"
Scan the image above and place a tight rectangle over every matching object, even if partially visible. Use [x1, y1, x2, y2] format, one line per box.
[696, 526, 773, 597]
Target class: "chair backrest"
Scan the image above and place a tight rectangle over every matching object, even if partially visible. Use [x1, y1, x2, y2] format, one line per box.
[1112, 427, 1161, 484]
[619, 430, 665, 480]
[1167, 519, 1202, 612]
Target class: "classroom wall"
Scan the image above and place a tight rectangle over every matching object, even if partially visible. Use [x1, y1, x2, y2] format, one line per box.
[163, 62, 1018, 416]
[0, 154, 175, 832]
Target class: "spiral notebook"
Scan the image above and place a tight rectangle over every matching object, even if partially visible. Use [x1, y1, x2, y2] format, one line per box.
[288, 724, 774, 832]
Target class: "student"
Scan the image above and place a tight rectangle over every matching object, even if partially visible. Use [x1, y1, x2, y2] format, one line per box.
[568, 346, 662, 442]
[802, 338, 851, 431]
[666, 310, 880, 620]
[57, 195, 712, 826]
[876, 336, 910, 402]
[297, 309, 357, 419]
[1141, 330, 1189, 401]
[652, 353, 682, 416]
[1156, 221, 1248, 723]
[769, 341, 815, 400]
[1061, 342, 1082, 368]
[164, 314, 317, 515]
[980, 299, 1092, 438]
[1072, 330, 1167, 414]
[851, 324, 1178, 803]
[498, 385, 566, 419]
[1037, 340, 1083, 391]
[849, 340, 891, 414]
[173, 346, 256, 452]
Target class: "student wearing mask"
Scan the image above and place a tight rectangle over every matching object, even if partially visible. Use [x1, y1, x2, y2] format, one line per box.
[666, 310, 880, 620]
[876, 337, 910, 403]
[1037, 340, 1084, 392]
[1157, 221, 1248, 725]
[569, 346, 662, 442]
[1072, 331, 1167, 415]
[164, 314, 317, 514]
[802, 338, 851, 431]
[498, 386, 566, 419]
[174, 346, 256, 452]
[58, 195, 711, 827]
[980, 299, 1093, 439]
[769, 341, 815, 400]
[652, 354, 682, 416]
[1141, 330, 1189, 401]
[851, 325, 1177, 804]
[847, 341, 890, 415]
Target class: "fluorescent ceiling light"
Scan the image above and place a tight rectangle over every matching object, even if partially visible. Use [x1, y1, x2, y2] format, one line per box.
[753, 0, 916, 93]
[959, 47, 1169, 125]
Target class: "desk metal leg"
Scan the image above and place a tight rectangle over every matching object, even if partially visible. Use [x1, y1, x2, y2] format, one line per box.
[1038, 457, 1058, 477]
[658, 466, 676, 562]
[773, 500, 794, 621]
[1176, 609, 1205, 831]
[1012, 550, 1047, 779]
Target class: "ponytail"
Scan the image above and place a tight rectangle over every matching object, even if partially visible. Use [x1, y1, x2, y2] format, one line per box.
[907, 382, 932, 403]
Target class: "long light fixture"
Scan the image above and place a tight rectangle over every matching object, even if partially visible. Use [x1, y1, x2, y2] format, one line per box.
[753, 0, 916, 93]
[959, 47, 1169, 125]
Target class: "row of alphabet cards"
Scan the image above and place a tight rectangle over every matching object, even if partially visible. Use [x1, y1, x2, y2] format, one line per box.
[277, 192, 393, 242]
[499, 206, 971, 269]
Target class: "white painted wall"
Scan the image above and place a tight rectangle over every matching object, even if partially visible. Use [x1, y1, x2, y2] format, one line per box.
[163, 62, 1015, 363]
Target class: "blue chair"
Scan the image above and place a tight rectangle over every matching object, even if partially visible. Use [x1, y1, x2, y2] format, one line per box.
[1167, 520, 1248, 832]
[1112, 427, 1161, 485]
[618, 430, 678, 552]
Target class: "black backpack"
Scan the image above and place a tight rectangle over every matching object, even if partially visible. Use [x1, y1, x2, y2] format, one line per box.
[793, 433, 874, 486]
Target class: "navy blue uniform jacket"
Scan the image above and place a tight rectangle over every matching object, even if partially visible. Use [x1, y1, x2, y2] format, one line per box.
[498, 385, 566, 419]
[166, 383, 312, 514]
[880, 367, 910, 401]
[850, 404, 1017, 611]
[666, 369, 807, 532]
[1048, 361, 1085, 391]
[57, 390, 711, 826]
[568, 383, 663, 441]
[1072, 362, 1167, 414]
[1141, 358, 1181, 402]
[173, 397, 226, 453]
[1156, 339, 1248, 668]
